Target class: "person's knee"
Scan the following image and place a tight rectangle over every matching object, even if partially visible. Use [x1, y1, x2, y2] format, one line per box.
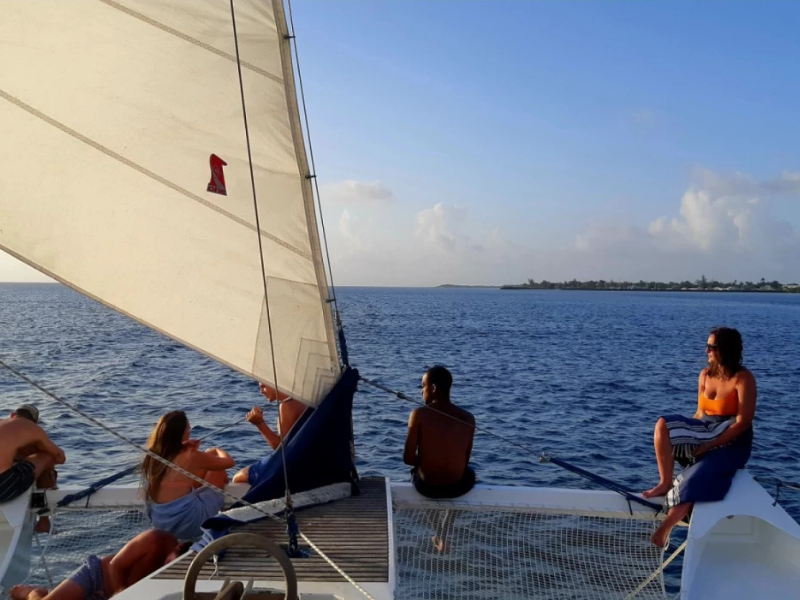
[206, 448, 231, 458]
[655, 417, 667, 436]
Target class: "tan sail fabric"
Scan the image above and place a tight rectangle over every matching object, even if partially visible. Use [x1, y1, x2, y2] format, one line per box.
[0, 0, 338, 405]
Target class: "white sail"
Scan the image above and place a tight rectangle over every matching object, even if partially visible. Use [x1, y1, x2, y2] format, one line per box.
[0, 0, 339, 404]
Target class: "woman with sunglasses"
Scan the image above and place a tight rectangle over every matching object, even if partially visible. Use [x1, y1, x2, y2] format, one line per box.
[642, 327, 756, 547]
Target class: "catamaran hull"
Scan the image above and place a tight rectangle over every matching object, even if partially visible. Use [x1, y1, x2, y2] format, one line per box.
[3, 474, 800, 599]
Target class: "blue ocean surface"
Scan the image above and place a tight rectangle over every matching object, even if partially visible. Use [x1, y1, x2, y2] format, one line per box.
[1, 284, 799, 522]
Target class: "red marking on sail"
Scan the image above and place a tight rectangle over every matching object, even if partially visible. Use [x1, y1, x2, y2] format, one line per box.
[207, 154, 228, 196]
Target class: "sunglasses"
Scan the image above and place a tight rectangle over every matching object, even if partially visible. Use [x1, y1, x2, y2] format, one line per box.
[706, 343, 718, 352]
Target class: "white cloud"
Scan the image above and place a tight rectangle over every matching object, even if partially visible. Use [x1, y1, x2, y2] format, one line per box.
[573, 168, 800, 282]
[415, 203, 467, 251]
[321, 180, 395, 204]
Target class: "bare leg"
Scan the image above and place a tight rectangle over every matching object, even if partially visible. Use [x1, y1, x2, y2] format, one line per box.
[232, 467, 250, 484]
[651, 502, 692, 547]
[203, 448, 231, 489]
[25, 454, 56, 533]
[9, 585, 48, 600]
[643, 418, 675, 498]
[431, 510, 457, 554]
[26, 453, 56, 481]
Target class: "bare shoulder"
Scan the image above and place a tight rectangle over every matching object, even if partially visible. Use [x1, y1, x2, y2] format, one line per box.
[698, 367, 709, 382]
[283, 398, 306, 416]
[737, 368, 756, 385]
[453, 405, 475, 425]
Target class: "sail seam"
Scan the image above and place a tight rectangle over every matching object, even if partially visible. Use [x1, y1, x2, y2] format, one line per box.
[0, 88, 311, 261]
[97, 0, 283, 85]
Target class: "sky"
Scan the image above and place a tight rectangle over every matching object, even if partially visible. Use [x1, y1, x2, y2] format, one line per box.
[4, 1, 800, 286]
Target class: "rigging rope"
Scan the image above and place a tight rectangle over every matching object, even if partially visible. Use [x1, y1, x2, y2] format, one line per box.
[624, 540, 686, 600]
[0, 358, 374, 600]
[754, 476, 800, 506]
[227, 0, 293, 514]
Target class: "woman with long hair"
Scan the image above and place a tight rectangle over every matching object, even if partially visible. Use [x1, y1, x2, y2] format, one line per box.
[141, 410, 234, 539]
[643, 327, 756, 547]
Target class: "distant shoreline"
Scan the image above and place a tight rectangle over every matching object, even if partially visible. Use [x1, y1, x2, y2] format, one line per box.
[499, 286, 796, 293]
[437, 284, 499, 289]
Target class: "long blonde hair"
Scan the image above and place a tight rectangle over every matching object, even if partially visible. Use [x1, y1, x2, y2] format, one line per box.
[141, 410, 188, 501]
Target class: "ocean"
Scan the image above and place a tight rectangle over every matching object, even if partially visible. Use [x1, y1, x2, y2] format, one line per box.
[1, 283, 798, 520]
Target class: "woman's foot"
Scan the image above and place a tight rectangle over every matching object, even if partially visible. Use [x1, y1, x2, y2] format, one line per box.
[431, 535, 450, 554]
[650, 523, 670, 548]
[9, 584, 48, 600]
[642, 482, 672, 498]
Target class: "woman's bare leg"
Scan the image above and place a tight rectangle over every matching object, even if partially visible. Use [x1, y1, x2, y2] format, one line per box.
[643, 418, 675, 498]
[203, 448, 231, 488]
[651, 502, 692, 547]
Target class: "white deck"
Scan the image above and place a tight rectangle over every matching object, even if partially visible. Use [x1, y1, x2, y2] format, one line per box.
[681, 471, 800, 600]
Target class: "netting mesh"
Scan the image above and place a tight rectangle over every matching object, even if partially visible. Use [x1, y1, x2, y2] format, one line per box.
[20, 504, 667, 599]
[26, 508, 151, 589]
[394, 507, 667, 600]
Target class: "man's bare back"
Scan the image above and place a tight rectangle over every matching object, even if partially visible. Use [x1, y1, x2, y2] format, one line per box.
[404, 367, 475, 487]
[0, 409, 64, 533]
[407, 403, 475, 485]
[0, 416, 65, 473]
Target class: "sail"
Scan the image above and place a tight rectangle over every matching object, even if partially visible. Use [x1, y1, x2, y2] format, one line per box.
[0, 0, 339, 405]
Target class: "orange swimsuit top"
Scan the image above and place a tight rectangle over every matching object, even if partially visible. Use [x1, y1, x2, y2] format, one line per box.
[698, 376, 739, 417]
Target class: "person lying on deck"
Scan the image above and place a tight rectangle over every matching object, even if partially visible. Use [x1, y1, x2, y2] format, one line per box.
[232, 383, 307, 484]
[642, 327, 756, 548]
[141, 410, 234, 539]
[0, 404, 64, 533]
[9, 529, 190, 600]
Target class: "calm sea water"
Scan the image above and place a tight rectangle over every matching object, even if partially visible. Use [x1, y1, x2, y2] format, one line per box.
[1, 284, 798, 522]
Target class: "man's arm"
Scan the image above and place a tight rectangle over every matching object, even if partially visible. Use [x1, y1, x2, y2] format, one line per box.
[465, 413, 476, 464]
[403, 409, 420, 467]
[247, 406, 281, 450]
[17, 421, 65, 465]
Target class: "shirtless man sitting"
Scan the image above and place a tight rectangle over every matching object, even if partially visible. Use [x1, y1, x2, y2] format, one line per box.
[404, 366, 476, 498]
[10, 529, 190, 600]
[232, 383, 308, 484]
[0, 405, 65, 531]
[404, 366, 476, 552]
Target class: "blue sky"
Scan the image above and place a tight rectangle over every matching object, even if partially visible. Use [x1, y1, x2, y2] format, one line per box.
[4, 1, 800, 285]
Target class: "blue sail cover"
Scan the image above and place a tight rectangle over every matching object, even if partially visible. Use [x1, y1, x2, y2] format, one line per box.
[201, 367, 358, 535]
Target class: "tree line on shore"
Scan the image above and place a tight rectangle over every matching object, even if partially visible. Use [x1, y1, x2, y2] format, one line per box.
[502, 276, 800, 292]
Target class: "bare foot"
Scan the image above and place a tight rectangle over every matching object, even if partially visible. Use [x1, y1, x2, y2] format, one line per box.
[9, 584, 48, 600]
[650, 525, 670, 548]
[431, 535, 449, 554]
[34, 516, 51, 533]
[642, 482, 672, 498]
